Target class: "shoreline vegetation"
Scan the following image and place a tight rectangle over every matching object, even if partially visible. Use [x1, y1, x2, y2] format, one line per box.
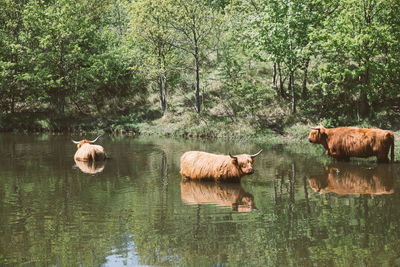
[1, 0, 400, 161]
[2, 111, 400, 162]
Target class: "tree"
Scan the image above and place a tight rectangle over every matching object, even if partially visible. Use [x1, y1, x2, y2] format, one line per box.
[313, 0, 400, 120]
[22, 0, 137, 118]
[0, 0, 32, 114]
[23, 0, 106, 116]
[166, 0, 222, 113]
[240, 0, 326, 114]
[128, 0, 176, 114]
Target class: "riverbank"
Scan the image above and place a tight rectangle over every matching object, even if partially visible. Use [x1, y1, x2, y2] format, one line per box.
[0, 110, 308, 142]
[2, 111, 400, 162]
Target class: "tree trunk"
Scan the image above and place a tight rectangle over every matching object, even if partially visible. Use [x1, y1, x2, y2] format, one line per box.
[194, 56, 200, 113]
[192, 15, 201, 113]
[359, 90, 369, 118]
[11, 94, 15, 114]
[58, 89, 65, 117]
[58, 36, 65, 117]
[290, 71, 296, 114]
[302, 59, 309, 97]
[358, 61, 370, 118]
[278, 63, 285, 98]
[272, 62, 277, 89]
[163, 73, 168, 112]
[158, 74, 166, 112]
[158, 42, 168, 113]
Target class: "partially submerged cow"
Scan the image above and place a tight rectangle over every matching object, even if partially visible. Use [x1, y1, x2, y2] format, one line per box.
[308, 126, 394, 163]
[180, 150, 262, 182]
[180, 180, 256, 212]
[308, 163, 394, 196]
[72, 136, 106, 162]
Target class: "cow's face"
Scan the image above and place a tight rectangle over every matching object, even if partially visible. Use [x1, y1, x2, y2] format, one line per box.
[308, 127, 327, 144]
[232, 155, 255, 175]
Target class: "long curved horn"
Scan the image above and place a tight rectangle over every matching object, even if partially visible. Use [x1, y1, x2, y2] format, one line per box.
[229, 153, 237, 160]
[251, 149, 263, 158]
[89, 135, 101, 143]
[310, 127, 322, 132]
[72, 139, 80, 144]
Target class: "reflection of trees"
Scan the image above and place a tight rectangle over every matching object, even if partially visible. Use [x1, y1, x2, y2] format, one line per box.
[125, 147, 400, 266]
[0, 136, 179, 266]
[2, 135, 400, 266]
[215, 161, 400, 266]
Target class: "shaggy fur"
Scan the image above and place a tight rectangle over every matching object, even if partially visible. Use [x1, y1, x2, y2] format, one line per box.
[180, 180, 255, 212]
[308, 163, 394, 195]
[74, 140, 106, 162]
[308, 126, 394, 163]
[180, 151, 261, 182]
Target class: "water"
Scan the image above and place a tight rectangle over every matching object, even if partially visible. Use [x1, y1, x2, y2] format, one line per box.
[1, 133, 400, 266]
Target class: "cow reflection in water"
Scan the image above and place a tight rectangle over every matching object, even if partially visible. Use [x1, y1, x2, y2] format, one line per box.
[309, 163, 394, 195]
[180, 180, 256, 212]
[74, 159, 105, 174]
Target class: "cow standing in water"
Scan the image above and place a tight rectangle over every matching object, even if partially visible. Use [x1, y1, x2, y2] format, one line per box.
[72, 136, 106, 162]
[308, 126, 394, 163]
[180, 150, 262, 182]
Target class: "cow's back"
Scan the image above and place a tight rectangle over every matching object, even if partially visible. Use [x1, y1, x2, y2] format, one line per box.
[328, 127, 393, 158]
[74, 143, 105, 161]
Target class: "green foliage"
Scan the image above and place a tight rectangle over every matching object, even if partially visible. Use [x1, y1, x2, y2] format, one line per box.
[1, 0, 400, 134]
[306, 0, 400, 122]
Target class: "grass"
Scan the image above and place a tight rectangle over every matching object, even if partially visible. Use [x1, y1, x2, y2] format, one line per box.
[3, 109, 400, 162]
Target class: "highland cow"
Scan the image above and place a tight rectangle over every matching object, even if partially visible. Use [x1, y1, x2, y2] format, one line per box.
[72, 136, 106, 162]
[308, 126, 394, 163]
[180, 150, 262, 182]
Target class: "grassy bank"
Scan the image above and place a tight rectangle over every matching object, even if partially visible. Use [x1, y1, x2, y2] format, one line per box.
[2, 111, 400, 161]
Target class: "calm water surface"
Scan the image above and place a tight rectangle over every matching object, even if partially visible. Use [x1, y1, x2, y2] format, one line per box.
[1, 133, 400, 266]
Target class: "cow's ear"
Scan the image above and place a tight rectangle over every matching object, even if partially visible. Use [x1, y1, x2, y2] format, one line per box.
[318, 126, 326, 133]
[320, 128, 328, 138]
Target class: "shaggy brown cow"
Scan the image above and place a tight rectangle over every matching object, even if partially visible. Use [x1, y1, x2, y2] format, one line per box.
[308, 126, 394, 163]
[180, 180, 256, 212]
[72, 136, 106, 162]
[308, 163, 394, 196]
[180, 150, 262, 182]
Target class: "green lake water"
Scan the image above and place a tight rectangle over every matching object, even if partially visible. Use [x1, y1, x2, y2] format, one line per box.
[1, 134, 399, 266]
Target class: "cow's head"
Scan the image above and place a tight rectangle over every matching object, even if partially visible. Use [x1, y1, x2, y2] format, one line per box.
[308, 126, 327, 144]
[72, 135, 101, 149]
[229, 150, 262, 175]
